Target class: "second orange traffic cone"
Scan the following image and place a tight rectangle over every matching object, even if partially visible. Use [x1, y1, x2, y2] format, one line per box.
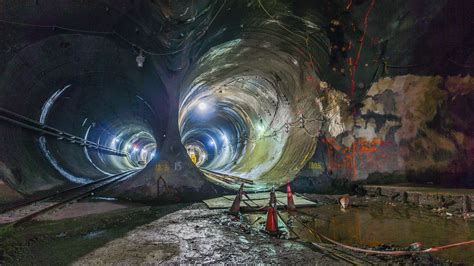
[265, 206, 279, 234]
[228, 183, 244, 216]
[287, 182, 296, 212]
[265, 186, 279, 234]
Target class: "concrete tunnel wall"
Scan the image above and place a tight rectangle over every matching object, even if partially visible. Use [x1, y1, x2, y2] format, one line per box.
[0, 0, 473, 203]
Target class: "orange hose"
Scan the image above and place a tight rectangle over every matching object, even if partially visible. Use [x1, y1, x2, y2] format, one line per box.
[286, 207, 474, 255]
[274, 200, 474, 256]
[426, 240, 474, 252]
[314, 220, 474, 255]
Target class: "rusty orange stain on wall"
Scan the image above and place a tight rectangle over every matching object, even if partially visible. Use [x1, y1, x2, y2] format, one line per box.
[322, 137, 387, 180]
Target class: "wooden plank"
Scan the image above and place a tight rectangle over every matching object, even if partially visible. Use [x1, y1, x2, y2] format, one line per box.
[204, 192, 317, 209]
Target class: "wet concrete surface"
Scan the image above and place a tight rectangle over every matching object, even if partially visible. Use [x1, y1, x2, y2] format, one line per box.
[73, 201, 457, 264]
[0, 199, 144, 224]
[0, 203, 189, 265]
[0, 201, 56, 224]
[73, 203, 342, 265]
[2, 194, 471, 264]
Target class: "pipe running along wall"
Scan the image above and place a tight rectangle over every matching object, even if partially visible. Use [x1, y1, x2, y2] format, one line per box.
[179, 16, 332, 191]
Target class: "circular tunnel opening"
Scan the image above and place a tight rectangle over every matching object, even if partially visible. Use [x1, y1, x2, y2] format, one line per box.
[0, 34, 169, 193]
[123, 131, 157, 168]
[37, 67, 165, 185]
[179, 36, 327, 191]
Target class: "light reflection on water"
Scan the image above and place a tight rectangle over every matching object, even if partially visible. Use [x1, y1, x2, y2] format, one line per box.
[246, 202, 474, 263]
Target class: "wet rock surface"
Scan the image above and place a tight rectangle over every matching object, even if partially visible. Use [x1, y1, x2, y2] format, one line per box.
[73, 201, 456, 264]
[74, 203, 340, 264]
[364, 185, 474, 218]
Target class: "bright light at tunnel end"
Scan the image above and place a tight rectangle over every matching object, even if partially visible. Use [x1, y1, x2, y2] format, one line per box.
[117, 131, 157, 169]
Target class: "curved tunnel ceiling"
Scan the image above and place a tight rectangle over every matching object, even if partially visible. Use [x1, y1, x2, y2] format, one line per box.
[0, 0, 472, 195]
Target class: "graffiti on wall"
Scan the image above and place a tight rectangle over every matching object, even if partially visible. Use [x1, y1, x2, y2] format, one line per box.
[311, 75, 474, 183]
[322, 137, 399, 180]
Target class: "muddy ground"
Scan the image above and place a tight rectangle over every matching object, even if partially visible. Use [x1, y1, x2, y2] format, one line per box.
[0, 195, 468, 264]
[73, 204, 342, 265]
[0, 203, 188, 265]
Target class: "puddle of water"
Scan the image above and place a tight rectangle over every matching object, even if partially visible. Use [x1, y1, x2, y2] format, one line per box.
[245, 202, 474, 263]
[89, 197, 119, 201]
[82, 230, 106, 240]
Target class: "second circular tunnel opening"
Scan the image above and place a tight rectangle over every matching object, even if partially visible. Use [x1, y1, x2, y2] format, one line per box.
[179, 34, 328, 191]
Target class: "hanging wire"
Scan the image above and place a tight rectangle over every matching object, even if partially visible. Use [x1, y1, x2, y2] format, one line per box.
[0, 18, 115, 34]
[0, 0, 227, 56]
[448, 58, 474, 68]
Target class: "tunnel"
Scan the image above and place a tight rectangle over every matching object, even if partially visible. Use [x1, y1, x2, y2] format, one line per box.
[0, 0, 474, 264]
[178, 33, 327, 191]
[0, 0, 342, 195]
[0, 33, 169, 194]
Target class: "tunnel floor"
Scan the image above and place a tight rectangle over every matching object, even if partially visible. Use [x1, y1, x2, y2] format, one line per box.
[2, 189, 473, 264]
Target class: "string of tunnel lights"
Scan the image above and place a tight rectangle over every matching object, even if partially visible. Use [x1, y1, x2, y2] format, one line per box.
[194, 94, 339, 149]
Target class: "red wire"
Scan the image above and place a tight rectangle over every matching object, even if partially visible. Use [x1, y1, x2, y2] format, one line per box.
[346, 0, 353, 10]
[426, 240, 474, 252]
[270, 197, 474, 256]
[317, 230, 474, 255]
[351, 0, 376, 99]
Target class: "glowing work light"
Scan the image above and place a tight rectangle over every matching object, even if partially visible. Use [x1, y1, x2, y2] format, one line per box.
[198, 102, 207, 111]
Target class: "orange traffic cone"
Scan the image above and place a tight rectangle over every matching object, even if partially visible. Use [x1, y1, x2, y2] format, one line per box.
[265, 187, 279, 234]
[287, 182, 296, 212]
[228, 183, 244, 215]
[265, 206, 279, 234]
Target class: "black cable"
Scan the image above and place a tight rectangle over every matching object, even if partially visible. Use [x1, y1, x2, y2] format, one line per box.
[0, 0, 227, 56]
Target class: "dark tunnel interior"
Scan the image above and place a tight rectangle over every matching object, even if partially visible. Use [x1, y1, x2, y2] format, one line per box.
[0, 33, 169, 193]
[1, 0, 474, 264]
[0, 0, 472, 198]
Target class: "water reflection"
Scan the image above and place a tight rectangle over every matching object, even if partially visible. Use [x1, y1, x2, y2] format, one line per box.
[246, 201, 474, 262]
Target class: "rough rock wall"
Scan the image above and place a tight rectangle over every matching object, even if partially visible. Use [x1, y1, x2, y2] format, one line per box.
[299, 75, 474, 187]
